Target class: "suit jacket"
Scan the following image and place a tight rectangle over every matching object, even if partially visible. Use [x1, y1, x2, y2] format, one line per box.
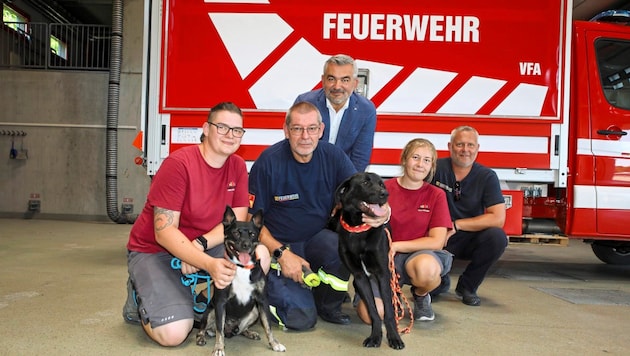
[294, 89, 376, 172]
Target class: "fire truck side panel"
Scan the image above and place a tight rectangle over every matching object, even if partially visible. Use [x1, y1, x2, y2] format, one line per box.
[149, 0, 570, 181]
[142, 1, 630, 261]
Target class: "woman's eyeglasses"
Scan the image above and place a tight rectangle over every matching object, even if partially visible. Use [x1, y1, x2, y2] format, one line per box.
[454, 181, 461, 201]
[208, 122, 246, 138]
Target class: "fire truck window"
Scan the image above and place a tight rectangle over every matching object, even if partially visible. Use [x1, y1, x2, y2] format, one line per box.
[595, 39, 630, 110]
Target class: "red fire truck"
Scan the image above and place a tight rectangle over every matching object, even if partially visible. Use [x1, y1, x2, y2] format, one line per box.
[140, 0, 630, 264]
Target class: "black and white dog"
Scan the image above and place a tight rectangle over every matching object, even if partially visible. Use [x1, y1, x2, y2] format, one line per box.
[330, 172, 405, 350]
[196, 206, 285, 356]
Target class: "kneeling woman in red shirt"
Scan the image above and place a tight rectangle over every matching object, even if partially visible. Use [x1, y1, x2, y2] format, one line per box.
[356, 138, 453, 322]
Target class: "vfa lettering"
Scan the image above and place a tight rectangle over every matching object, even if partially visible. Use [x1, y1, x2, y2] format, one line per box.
[519, 62, 542, 76]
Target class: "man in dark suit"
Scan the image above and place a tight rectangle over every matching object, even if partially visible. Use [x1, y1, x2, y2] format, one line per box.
[294, 54, 377, 172]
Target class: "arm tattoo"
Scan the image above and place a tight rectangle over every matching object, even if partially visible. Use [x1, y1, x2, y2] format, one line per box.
[154, 207, 174, 232]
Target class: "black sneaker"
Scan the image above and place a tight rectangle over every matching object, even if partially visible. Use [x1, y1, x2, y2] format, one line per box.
[455, 283, 481, 306]
[411, 287, 434, 321]
[122, 278, 141, 324]
[319, 310, 351, 325]
[429, 274, 451, 298]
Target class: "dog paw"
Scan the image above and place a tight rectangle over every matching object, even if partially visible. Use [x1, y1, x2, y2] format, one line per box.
[362, 335, 382, 348]
[195, 334, 207, 346]
[240, 329, 260, 340]
[387, 337, 405, 350]
[212, 348, 225, 356]
[269, 340, 286, 352]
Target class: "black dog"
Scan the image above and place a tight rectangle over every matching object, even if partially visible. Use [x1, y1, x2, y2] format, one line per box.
[196, 206, 285, 356]
[330, 172, 404, 350]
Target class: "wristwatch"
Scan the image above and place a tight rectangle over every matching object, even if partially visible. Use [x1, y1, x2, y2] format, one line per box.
[195, 235, 208, 250]
[273, 244, 288, 259]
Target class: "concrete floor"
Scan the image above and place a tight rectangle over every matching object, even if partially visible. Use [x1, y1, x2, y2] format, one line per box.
[1, 218, 629, 355]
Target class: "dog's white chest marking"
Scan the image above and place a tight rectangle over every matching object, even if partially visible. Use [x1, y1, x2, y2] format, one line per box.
[231, 267, 255, 305]
[361, 261, 372, 277]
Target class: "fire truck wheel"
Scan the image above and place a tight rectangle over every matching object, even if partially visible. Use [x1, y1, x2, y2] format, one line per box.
[591, 242, 630, 265]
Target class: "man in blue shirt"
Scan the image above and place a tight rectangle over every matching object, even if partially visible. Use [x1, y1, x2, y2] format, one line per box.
[248, 101, 389, 330]
[432, 126, 507, 306]
[294, 54, 376, 172]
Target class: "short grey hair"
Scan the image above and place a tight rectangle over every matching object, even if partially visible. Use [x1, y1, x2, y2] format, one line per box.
[285, 101, 323, 126]
[450, 125, 479, 142]
[323, 54, 358, 78]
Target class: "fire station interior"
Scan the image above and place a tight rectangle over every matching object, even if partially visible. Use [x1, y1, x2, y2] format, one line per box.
[1, 1, 629, 355]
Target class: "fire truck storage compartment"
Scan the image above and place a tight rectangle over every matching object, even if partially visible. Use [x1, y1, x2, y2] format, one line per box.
[502, 190, 523, 236]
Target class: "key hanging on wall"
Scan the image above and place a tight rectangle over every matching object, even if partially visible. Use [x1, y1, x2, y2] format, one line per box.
[15, 135, 28, 159]
[10, 136, 18, 159]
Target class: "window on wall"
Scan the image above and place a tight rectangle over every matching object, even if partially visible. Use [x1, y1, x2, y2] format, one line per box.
[3, 3, 27, 23]
[3, 3, 29, 35]
[50, 35, 67, 60]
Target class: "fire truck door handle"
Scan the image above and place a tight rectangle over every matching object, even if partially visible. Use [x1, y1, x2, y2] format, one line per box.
[597, 129, 627, 136]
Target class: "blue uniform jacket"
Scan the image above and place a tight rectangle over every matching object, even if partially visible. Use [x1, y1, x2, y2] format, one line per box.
[294, 89, 376, 172]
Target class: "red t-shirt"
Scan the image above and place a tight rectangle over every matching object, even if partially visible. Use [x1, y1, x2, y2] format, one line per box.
[385, 178, 452, 242]
[127, 145, 249, 253]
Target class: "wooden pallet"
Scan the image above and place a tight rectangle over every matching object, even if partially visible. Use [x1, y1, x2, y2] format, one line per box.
[508, 234, 569, 246]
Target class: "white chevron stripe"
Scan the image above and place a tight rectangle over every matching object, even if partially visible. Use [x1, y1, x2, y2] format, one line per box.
[492, 83, 548, 116]
[209, 13, 293, 79]
[249, 39, 328, 109]
[378, 68, 457, 112]
[354, 60, 402, 101]
[437, 76, 506, 114]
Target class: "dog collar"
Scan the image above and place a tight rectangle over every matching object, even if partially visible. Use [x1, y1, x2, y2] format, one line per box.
[237, 263, 256, 270]
[339, 216, 372, 233]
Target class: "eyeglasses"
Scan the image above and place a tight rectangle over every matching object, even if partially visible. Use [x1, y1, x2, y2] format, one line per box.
[208, 122, 246, 138]
[288, 125, 320, 136]
[454, 181, 461, 201]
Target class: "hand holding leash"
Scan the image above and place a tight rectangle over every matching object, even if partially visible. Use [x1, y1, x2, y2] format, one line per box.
[276, 250, 306, 283]
[301, 266, 320, 287]
[180, 259, 200, 275]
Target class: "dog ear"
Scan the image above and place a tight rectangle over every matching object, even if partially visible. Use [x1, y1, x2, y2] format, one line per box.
[223, 205, 237, 226]
[334, 175, 354, 205]
[251, 209, 264, 230]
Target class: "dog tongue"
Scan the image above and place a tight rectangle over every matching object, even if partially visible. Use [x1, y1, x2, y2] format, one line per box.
[369, 204, 386, 217]
[238, 252, 251, 265]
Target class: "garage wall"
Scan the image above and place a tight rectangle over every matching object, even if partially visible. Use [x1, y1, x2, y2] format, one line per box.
[0, 0, 149, 221]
